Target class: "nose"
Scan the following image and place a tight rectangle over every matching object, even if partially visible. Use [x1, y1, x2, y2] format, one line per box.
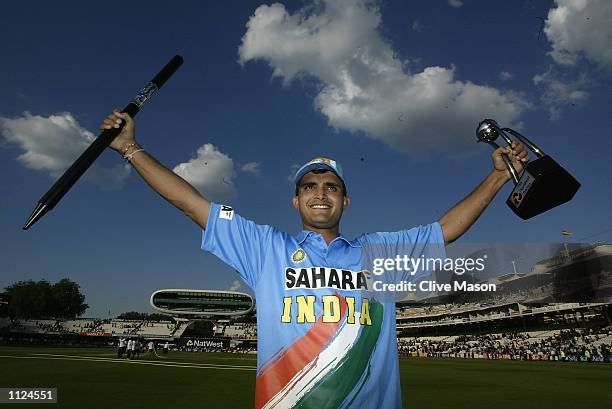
[314, 185, 328, 199]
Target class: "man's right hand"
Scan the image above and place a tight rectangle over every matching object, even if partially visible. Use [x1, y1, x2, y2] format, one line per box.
[101, 110, 136, 154]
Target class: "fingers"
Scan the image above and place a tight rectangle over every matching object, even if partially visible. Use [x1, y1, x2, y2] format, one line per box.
[494, 146, 507, 157]
[99, 109, 133, 130]
[508, 141, 530, 163]
[100, 116, 120, 130]
[112, 109, 132, 122]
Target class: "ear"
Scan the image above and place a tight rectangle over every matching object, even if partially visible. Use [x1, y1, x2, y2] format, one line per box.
[292, 195, 299, 209]
[343, 196, 351, 209]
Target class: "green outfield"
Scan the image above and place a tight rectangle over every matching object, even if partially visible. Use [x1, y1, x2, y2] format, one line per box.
[0, 346, 610, 409]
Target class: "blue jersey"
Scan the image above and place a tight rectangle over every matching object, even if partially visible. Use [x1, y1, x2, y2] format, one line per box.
[202, 203, 446, 409]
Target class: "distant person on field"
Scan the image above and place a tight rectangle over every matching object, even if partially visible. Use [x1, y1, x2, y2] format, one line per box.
[118, 337, 126, 359]
[126, 339, 133, 359]
[133, 338, 140, 359]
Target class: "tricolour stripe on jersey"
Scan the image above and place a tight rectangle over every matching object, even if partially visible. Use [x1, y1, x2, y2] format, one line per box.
[259, 298, 383, 409]
[255, 295, 348, 409]
[293, 300, 383, 409]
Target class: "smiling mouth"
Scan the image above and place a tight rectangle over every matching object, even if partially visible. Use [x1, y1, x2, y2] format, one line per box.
[309, 203, 331, 210]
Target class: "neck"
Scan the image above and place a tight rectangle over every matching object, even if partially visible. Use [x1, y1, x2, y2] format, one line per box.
[303, 226, 339, 245]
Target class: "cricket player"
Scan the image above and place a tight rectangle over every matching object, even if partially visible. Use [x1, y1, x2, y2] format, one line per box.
[101, 110, 528, 408]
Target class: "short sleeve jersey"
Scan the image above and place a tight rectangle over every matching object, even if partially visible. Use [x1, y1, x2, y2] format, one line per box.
[202, 203, 446, 409]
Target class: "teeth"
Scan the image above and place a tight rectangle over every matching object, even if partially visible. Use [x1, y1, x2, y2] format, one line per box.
[312, 204, 330, 209]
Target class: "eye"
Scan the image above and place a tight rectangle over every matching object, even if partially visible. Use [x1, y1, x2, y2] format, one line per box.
[327, 186, 337, 191]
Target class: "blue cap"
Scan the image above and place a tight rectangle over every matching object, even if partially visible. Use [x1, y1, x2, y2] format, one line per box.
[294, 157, 345, 186]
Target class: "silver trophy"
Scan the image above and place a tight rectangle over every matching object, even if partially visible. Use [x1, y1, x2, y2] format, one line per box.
[476, 119, 580, 219]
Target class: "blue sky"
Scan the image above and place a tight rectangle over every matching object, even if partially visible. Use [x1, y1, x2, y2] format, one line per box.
[1, 0, 611, 317]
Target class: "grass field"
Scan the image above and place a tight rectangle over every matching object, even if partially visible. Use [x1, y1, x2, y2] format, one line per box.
[1, 346, 611, 408]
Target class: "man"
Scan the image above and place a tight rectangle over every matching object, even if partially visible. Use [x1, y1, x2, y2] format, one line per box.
[126, 338, 133, 359]
[133, 338, 140, 359]
[117, 336, 126, 359]
[101, 110, 528, 408]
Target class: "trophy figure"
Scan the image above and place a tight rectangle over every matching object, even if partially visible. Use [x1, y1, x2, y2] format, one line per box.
[476, 119, 580, 220]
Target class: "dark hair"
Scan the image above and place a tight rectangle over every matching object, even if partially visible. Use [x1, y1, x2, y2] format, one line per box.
[294, 169, 347, 196]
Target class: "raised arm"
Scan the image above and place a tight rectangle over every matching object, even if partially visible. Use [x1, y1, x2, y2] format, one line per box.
[101, 110, 210, 229]
[438, 141, 530, 244]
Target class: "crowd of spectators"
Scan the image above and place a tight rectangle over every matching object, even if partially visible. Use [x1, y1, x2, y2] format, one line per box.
[178, 344, 256, 354]
[0, 333, 113, 348]
[398, 327, 612, 362]
[221, 323, 257, 340]
[35, 321, 65, 333]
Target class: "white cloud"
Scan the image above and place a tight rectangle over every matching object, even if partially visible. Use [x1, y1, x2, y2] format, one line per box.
[238, 0, 528, 157]
[411, 20, 423, 32]
[545, 0, 612, 68]
[499, 71, 512, 81]
[448, 0, 463, 8]
[240, 162, 261, 174]
[0, 112, 94, 174]
[533, 67, 589, 120]
[229, 279, 243, 291]
[172, 144, 237, 201]
[0, 112, 130, 189]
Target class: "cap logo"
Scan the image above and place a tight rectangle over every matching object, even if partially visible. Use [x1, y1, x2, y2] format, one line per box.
[310, 157, 336, 166]
[295, 156, 344, 182]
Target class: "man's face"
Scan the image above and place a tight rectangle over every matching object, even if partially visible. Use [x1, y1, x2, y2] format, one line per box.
[292, 170, 350, 231]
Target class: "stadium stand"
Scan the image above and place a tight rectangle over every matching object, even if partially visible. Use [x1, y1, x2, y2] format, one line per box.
[2, 312, 611, 361]
[398, 327, 612, 362]
[3, 244, 610, 360]
[219, 323, 257, 340]
[101, 319, 185, 338]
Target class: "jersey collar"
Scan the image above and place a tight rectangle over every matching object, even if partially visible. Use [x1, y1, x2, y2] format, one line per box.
[295, 230, 361, 248]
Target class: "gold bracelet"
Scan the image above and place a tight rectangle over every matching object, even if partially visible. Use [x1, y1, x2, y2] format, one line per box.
[125, 148, 145, 163]
[121, 142, 137, 156]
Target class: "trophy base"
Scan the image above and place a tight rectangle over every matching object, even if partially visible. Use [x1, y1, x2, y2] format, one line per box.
[506, 155, 580, 220]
